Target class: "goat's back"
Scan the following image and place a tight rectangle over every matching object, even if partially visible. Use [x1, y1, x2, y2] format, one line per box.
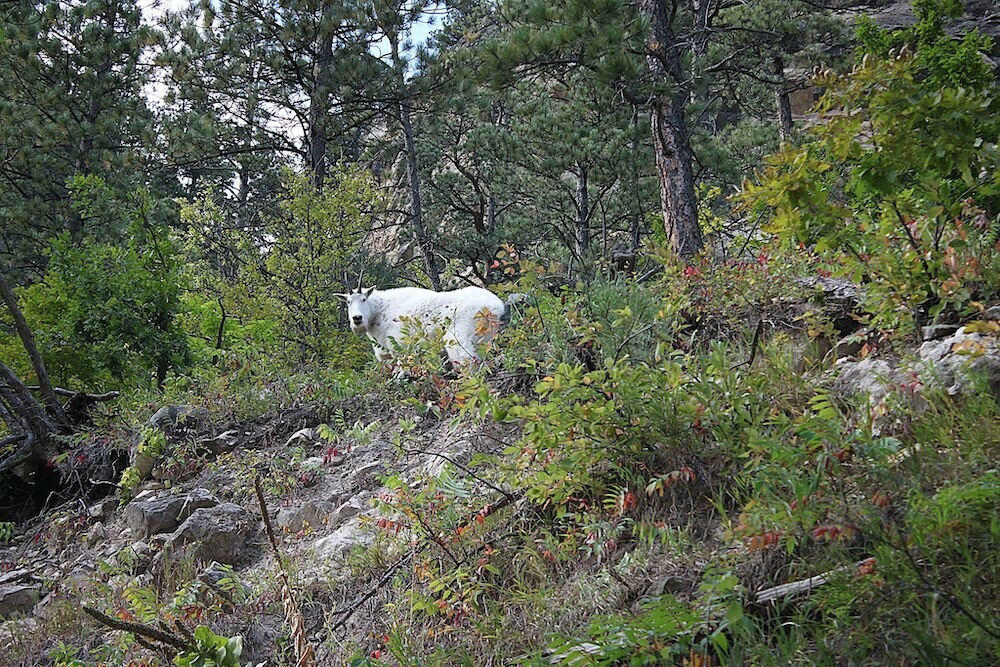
[376, 286, 505, 322]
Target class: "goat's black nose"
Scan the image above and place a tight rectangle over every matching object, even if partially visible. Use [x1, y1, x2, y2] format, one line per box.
[352, 315, 363, 324]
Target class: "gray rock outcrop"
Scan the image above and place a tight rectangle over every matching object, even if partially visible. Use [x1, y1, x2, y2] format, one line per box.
[918, 326, 1000, 396]
[124, 488, 219, 539]
[163, 503, 259, 565]
[0, 585, 40, 619]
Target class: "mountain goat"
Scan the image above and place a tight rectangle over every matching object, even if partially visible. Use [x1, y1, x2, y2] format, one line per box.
[337, 286, 506, 364]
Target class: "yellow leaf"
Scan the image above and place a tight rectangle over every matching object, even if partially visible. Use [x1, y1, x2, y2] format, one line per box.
[962, 320, 1000, 335]
[952, 339, 987, 356]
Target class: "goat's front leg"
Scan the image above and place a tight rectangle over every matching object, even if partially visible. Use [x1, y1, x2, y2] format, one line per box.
[372, 342, 393, 362]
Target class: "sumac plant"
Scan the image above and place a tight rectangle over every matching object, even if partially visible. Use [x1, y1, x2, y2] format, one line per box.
[743, 33, 999, 333]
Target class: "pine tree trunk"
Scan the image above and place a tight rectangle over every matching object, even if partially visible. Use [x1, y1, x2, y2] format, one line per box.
[774, 56, 794, 143]
[638, 0, 703, 258]
[307, 6, 336, 190]
[629, 105, 642, 256]
[575, 165, 590, 259]
[390, 32, 442, 291]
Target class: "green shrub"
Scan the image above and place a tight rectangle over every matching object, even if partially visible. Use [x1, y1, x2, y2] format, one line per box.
[743, 21, 999, 334]
[17, 181, 187, 388]
[178, 166, 385, 368]
[174, 626, 243, 667]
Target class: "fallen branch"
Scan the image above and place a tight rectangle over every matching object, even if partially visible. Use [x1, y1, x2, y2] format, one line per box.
[730, 319, 765, 370]
[755, 558, 874, 605]
[27, 386, 121, 401]
[255, 476, 317, 667]
[401, 448, 516, 502]
[82, 605, 192, 654]
[0, 431, 36, 474]
[327, 551, 414, 634]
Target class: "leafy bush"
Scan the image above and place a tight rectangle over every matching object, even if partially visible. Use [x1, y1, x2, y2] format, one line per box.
[174, 626, 243, 667]
[856, 0, 994, 90]
[178, 166, 384, 368]
[580, 277, 679, 363]
[16, 181, 187, 388]
[743, 21, 999, 334]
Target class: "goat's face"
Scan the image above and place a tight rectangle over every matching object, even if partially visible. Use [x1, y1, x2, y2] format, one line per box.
[340, 287, 376, 334]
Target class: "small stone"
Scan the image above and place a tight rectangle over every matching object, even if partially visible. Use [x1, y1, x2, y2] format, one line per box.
[115, 541, 154, 575]
[0, 570, 31, 586]
[833, 335, 865, 359]
[203, 430, 240, 455]
[921, 324, 960, 341]
[146, 405, 210, 430]
[284, 428, 317, 448]
[276, 502, 325, 533]
[331, 497, 366, 525]
[86, 521, 108, 547]
[87, 496, 118, 520]
[353, 462, 383, 479]
[313, 520, 372, 560]
[197, 561, 246, 603]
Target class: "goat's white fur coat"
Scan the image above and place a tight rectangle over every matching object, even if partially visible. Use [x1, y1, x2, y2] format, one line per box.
[339, 286, 505, 363]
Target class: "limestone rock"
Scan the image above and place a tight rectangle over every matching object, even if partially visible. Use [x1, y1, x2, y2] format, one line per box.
[0, 585, 40, 619]
[921, 324, 960, 341]
[313, 520, 372, 560]
[197, 561, 246, 603]
[114, 540, 155, 575]
[202, 430, 240, 455]
[135, 405, 212, 479]
[124, 489, 219, 539]
[918, 326, 1000, 396]
[276, 502, 326, 533]
[829, 358, 903, 404]
[86, 521, 107, 547]
[164, 503, 259, 565]
[87, 496, 118, 521]
[284, 427, 318, 448]
[331, 495, 368, 525]
[0, 569, 31, 587]
[146, 404, 210, 431]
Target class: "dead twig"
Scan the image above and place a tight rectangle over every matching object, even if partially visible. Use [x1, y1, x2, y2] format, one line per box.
[328, 491, 521, 634]
[401, 447, 517, 502]
[327, 551, 415, 634]
[255, 476, 317, 667]
[731, 319, 765, 370]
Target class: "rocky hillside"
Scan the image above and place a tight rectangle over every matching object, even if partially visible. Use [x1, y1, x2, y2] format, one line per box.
[1, 281, 998, 664]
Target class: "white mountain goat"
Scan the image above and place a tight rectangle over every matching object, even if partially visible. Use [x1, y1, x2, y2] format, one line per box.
[337, 286, 507, 364]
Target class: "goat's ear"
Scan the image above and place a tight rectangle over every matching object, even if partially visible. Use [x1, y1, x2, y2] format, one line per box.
[334, 292, 351, 302]
[362, 286, 376, 298]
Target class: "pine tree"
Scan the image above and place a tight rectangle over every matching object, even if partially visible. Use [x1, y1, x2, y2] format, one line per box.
[0, 0, 156, 270]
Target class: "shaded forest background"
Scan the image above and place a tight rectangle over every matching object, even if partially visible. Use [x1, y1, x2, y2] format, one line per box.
[0, 0, 861, 385]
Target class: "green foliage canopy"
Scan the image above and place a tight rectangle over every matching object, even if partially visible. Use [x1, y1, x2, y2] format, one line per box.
[743, 20, 999, 331]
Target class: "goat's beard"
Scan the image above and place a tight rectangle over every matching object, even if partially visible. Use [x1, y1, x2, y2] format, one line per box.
[350, 323, 368, 334]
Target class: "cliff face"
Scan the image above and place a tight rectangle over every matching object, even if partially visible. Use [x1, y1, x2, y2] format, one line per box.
[865, 1, 1000, 56]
